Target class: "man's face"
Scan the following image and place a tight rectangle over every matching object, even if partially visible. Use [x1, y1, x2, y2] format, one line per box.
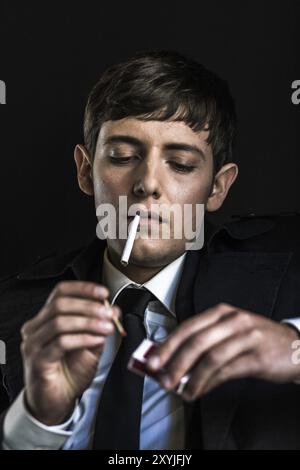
[91, 117, 214, 268]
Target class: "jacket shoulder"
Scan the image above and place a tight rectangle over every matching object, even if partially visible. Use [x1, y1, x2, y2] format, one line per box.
[0, 247, 82, 330]
[210, 212, 300, 252]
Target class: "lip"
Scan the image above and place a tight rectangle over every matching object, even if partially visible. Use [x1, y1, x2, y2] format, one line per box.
[137, 217, 161, 225]
[127, 212, 163, 223]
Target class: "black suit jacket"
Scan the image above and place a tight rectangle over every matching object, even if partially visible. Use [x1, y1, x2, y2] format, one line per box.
[1, 214, 300, 450]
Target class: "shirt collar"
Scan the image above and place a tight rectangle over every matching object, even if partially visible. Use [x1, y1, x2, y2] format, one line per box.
[102, 248, 186, 316]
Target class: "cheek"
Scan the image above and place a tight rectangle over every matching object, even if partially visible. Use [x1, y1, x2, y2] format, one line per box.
[92, 163, 125, 203]
[169, 173, 213, 205]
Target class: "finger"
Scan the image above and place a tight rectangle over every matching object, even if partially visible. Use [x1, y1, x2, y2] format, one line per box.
[148, 308, 254, 383]
[46, 281, 109, 305]
[201, 352, 261, 395]
[22, 280, 110, 336]
[156, 311, 255, 389]
[181, 330, 261, 401]
[22, 298, 120, 337]
[34, 334, 105, 363]
[26, 314, 116, 349]
[147, 303, 239, 371]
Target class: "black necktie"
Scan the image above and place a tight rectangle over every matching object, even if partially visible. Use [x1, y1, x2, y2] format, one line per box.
[92, 286, 155, 450]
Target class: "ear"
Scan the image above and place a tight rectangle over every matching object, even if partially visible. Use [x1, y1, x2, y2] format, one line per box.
[74, 144, 94, 196]
[206, 163, 238, 212]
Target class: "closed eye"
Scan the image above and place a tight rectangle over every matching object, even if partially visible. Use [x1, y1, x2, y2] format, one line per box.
[108, 155, 196, 173]
[108, 155, 139, 164]
[169, 161, 196, 173]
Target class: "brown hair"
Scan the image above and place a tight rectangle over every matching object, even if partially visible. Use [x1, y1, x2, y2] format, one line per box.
[84, 50, 237, 172]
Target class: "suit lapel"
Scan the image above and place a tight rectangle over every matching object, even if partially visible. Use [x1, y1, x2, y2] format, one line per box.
[68, 237, 107, 282]
[174, 248, 202, 447]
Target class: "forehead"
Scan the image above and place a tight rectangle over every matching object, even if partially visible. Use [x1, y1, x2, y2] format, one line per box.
[97, 117, 210, 149]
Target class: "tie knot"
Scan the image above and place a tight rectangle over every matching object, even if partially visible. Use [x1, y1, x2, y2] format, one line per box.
[115, 286, 155, 319]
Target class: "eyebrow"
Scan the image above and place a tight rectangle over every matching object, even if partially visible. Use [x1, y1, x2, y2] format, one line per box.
[103, 134, 206, 160]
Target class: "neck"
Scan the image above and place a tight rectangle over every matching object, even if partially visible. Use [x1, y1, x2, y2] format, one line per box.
[107, 248, 165, 284]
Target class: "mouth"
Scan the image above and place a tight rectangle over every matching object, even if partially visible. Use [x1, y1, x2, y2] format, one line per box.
[127, 212, 163, 224]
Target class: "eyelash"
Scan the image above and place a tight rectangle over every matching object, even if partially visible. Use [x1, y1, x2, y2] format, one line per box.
[171, 162, 196, 173]
[108, 156, 138, 164]
[108, 156, 196, 173]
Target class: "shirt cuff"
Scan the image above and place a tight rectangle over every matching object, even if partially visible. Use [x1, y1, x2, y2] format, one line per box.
[3, 389, 75, 450]
[282, 318, 300, 384]
[282, 317, 300, 335]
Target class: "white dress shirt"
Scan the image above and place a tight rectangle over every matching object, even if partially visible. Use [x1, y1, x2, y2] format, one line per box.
[3, 249, 187, 450]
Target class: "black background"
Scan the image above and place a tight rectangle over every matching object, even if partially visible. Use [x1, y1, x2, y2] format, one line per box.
[0, 1, 299, 276]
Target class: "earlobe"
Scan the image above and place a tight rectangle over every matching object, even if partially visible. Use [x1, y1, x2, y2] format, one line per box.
[74, 144, 94, 196]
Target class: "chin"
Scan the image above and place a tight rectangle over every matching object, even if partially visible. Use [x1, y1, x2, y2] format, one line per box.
[128, 238, 184, 267]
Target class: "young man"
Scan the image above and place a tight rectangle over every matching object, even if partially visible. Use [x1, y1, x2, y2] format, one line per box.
[1, 50, 300, 450]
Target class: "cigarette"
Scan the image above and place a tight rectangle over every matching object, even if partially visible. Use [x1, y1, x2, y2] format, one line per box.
[104, 299, 127, 337]
[121, 213, 140, 267]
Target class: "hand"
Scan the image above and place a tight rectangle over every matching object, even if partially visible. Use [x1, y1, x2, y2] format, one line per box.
[145, 303, 300, 401]
[21, 281, 121, 425]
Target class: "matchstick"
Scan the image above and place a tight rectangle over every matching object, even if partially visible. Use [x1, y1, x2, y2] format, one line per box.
[104, 299, 127, 337]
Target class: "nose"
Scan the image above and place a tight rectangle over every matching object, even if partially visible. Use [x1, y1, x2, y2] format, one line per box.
[132, 156, 161, 200]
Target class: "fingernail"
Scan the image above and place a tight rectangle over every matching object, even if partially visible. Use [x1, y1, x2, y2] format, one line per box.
[147, 355, 161, 370]
[112, 306, 121, 317]
[103, 305, 114, 318]
[95, 286, 108, 297]
[161, 375, 172, 389]
[99, 321, 113, 332]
